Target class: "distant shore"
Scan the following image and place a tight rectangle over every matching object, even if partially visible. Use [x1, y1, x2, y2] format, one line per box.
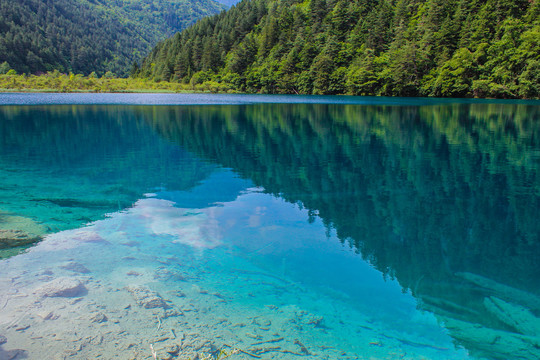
[0, 72, 236, 94]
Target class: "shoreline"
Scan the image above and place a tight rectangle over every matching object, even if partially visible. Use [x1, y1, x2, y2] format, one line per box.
[0, 75, 538, 100]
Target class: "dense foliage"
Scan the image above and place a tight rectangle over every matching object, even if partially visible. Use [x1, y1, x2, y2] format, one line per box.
[0, 0, 225, 76]
[140, 0, 540, 98]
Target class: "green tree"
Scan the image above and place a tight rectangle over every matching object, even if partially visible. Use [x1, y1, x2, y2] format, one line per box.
[422, 48, 477, 97]
[0, 61, 11, 74]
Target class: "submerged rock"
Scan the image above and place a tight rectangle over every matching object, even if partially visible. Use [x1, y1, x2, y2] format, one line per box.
[35, 277, 87, 298]
[126, 285, 169, 309]
[0, 214, 46, 251]
[163, 309, 182, 319]
[306, 315, 325, 328]
[164, 344, 179, 355]
[73, 231, 108, 244]
[0, 348, 27, 360]
[0, 335, 6, 345]
[155, 343, 179, 360]
[0, 229, 41, 249]
[60, 261, 91, 274]
[90, 312, 108, 323]
[37, 311, 59, 320]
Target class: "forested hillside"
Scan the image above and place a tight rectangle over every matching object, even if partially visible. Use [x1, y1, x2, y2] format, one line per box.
[139, 0, 540, 98]
[0, 0, 225, 76]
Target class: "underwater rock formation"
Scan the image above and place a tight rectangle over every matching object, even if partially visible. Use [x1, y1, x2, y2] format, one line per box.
[35, 277, 87, 298]
[0, 214, 45, 256]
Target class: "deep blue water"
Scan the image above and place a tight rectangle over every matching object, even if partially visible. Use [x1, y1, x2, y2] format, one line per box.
[0, 94, 539, 360]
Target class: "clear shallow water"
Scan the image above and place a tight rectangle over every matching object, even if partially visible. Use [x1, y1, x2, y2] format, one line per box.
[1, 94, 540, 360]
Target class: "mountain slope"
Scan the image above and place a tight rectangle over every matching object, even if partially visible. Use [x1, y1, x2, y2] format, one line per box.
[0, 0, 225, 76]
[139, 0, 540, 98]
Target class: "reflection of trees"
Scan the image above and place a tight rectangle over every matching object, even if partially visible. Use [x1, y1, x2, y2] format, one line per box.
[0, 105, 214, 248]
[147, 103, 540, 359]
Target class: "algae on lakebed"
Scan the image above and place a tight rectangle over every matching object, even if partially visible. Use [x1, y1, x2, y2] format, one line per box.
[0, 213, 46, 257]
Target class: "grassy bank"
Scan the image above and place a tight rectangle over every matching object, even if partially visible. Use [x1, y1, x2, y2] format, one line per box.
[0, 71, 237, 93]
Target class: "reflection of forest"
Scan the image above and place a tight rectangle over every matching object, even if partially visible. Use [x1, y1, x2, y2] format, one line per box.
[0, 105, 214, 255]
[147, 103, 540, 360]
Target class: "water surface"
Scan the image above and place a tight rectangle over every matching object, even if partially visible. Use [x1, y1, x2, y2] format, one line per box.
[1, 94, 539, 360]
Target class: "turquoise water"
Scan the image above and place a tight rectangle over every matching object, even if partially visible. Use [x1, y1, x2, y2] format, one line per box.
[1, 94, 539, 360]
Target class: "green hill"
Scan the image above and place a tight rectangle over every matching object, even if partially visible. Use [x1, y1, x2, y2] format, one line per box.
[0, 0, 225, 76]
[139, 0, 540, 99]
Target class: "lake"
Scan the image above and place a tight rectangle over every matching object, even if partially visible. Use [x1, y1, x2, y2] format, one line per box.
[0, 93, 539, 360]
